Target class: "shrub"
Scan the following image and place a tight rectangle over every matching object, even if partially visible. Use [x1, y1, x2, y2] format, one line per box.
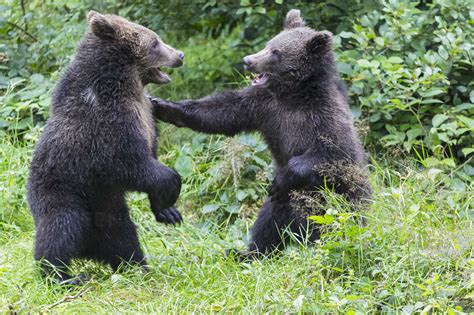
[335, 0, 473, 164]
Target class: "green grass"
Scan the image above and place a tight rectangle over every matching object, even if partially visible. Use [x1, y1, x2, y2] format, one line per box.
[0, 128, 473, 313]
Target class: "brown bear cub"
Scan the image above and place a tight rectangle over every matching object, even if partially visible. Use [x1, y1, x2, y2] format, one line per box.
[27, 11, 184, 283]
[152, 10, 372, 258]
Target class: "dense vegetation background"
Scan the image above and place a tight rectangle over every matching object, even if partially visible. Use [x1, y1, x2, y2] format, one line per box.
[0, 0, 473, 313]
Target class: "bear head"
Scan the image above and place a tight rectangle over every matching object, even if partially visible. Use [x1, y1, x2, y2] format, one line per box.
[243, 9, 333, 90]
[87, 11, 184, 85]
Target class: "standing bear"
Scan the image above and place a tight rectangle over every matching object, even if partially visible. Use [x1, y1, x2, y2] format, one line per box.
[152, 9, 372, 258]
[28, 11, 184, 283]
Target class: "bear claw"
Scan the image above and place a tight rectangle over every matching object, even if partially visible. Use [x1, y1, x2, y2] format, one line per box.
[154, 207, 183, 225]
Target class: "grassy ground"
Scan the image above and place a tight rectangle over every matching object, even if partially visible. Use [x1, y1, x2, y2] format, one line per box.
[0, 127, 473, 313]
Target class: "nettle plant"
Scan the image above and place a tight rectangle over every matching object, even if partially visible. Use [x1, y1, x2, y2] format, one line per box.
[168, 133, 272, 221]
[335, 0, 473, 166]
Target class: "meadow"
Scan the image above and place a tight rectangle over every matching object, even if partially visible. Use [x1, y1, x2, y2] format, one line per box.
[1, 123, 473, 313]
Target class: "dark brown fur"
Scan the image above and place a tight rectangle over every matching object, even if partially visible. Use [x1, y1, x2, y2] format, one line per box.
[27, 11, 184, 283]
[152, 10, 372, 256]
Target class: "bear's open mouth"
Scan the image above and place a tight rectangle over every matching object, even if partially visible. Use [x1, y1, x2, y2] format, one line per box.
[155, 67, 171, 83]
[252, 73, 269, 87]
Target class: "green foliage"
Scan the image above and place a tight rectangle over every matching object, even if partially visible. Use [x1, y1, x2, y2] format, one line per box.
[336, 0, 474, 164]
[0, 0, 87, 132]
[159, 129, 272, 221]
[1, 0, 473, 165]
[1, 0, 473, 164]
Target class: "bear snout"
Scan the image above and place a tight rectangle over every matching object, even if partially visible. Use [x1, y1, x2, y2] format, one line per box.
[243, 56, 255, 71]
[243, 56, 252, 67]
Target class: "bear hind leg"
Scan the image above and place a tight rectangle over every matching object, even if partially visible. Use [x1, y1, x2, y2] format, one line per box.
[89, 208, 146, 272]
[34, 203, 91, 283]
[242, 199, 319, 259]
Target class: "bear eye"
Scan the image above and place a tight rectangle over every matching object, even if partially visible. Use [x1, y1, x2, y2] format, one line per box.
[152, 40, 160, 50]
[271, 49, 281, 61]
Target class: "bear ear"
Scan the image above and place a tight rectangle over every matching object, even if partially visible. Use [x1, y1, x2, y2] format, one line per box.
[87, 11, 116, 40]
[307, 31, 333, 54]
[284, 9, 305, 29]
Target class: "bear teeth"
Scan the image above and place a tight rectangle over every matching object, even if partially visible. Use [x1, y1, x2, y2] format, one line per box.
[155, 67, 171, 82]
[251, 73, 268, 86]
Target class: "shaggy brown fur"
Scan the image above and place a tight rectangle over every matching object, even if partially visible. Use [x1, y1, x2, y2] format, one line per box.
[152, 9, 372, 257]
[28, 11, 185, 283]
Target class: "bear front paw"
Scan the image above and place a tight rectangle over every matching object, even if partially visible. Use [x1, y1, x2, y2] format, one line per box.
[269, 171, 292, 203]
[154, 207, 183, 225]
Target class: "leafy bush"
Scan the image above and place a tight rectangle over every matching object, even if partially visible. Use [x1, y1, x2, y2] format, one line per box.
[159, 129, 272, 222]
[336, 0, 473, 165]
[0, 0, 87, 133]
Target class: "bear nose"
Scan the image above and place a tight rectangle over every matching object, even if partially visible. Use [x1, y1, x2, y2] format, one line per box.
[178, 51, 185, 60]
[243, 56, 252, 67]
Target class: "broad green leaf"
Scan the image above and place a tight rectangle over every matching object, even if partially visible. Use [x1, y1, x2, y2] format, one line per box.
[441, 158, 456, 168]
[454, 127, 469, 136]
[337, 62, 352, 75]
[225, 204, 241, 214]
[438, 46, 449, 60]
[462, 148, 474, 157]
[236, 190, 248, 201]
[457, 115, 474, 130]
[202, 204, 220, 214]
[407, 128, 423, 141]
[437, 132, 450, 143]
[374, 37, 385, 46]
[454, 103, 474, 111]
[339, 31, 354, 38]
[308, 214, 334, 225]
[391, 99, 402, 107]
[30, 73, 44, 84]
[432, 114, 448, 127]
[421, 99, 444, 104]
[357, 59, 371, 68]
[236, 8, 247, 15]
[252, 155, 268, 168]
[370, 60, 380, 68]
[15, 117, 33, 129]
[424, 157, 440, 167]
[419, 89, 445, 98]
[351, 106, 361, 119]
[464, 164, 474, 176]
[439, 122, 458, 132]
[388, 56, 403, 64]
[174, 155, 193, 177]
